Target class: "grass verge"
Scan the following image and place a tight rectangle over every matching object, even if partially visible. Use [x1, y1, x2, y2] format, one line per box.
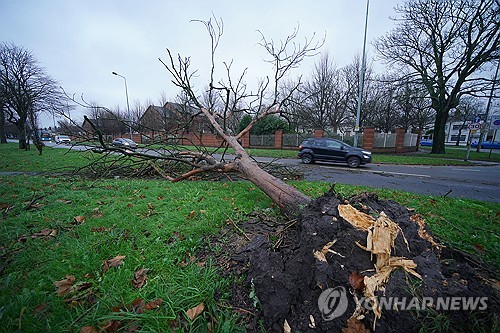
[0, 175, 498, 332]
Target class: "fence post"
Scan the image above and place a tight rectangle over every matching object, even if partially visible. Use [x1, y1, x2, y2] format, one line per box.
[363, 127, 375, 150]
[274, 129, 283, 149]
[412, 128, 422, 151]
[395, 128, 406, 153]
[240, 131, 250, 148]
[313, 129, 324, 138]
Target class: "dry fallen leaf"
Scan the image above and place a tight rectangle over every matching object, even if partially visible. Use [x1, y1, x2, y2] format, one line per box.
[90, 226, 110, 233]
[131, 298, 145, 314]
[92, 208, 103, 218]
[144, 298, 163, 310]
[187, 210, 196, 219]
[349, 271, 365, 290]
[54, 275, 76, 296]
[73, 216, 86, 224]
[56, 199, 72, 204]
[32, 303, 48, 315]
[103, 255, 126, 273]
[342, 317, 370, 333]
[30, 228, 57, 240]
[132, 268, 148, 289]
[79, 326, 97, 333]
[186, 302, 204, 321]
[108, 255, 126, 267]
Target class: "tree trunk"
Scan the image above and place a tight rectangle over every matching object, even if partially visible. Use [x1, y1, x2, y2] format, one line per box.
[17, 123, 27, 150]
[233, 155, 311, 217]
[431, 109, 449, 154]
[0, 108, 6, 144]
[211, 119, 311, 218]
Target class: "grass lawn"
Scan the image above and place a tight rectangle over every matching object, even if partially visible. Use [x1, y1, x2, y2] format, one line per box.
[0, 143, 498, 331]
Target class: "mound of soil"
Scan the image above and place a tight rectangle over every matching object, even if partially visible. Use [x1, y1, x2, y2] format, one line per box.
[209, 189, 499, 332]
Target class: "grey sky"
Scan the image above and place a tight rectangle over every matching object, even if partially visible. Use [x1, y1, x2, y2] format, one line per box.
[0, 0, 400, 127]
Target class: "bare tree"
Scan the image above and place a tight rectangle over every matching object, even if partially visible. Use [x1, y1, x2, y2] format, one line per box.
[341, 55, 376, 131]
[0, 42, 65, 152]
[297, 53, 351, 132]
[375, 0, 500, 154]
[155, 18, 323, 216]
[450, 96, 483, 145]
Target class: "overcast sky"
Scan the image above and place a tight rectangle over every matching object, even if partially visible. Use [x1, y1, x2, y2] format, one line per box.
[0, 0, 401, 128]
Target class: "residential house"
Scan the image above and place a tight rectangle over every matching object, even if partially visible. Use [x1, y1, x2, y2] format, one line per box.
[138, 102, 213, 142]
[82, 117, 128, 142]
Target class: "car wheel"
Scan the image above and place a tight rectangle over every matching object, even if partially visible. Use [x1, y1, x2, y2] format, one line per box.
[347, 156, 361, 168]
[301, 153, 314, 164]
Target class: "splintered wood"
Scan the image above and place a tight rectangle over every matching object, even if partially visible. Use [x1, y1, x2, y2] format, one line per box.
[336, 204, 422, 329]
[410, 214, 440, 247]
[338, 204, 375, 231]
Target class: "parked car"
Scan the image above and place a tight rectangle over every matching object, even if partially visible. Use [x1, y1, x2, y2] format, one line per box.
[298, 138, 372, 168]
[419, 139, 433, 146]
[112, 138, 138, 149]
[471, 141, 500, 149]
[55, 135, 71, 144]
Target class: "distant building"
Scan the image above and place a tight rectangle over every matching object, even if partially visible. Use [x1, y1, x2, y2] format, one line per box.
[138, 102, 213, 140]
[82, 117, 127, 141]
[444, 121, 471, 144]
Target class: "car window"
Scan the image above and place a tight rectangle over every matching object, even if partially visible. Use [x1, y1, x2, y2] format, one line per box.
[315, 140, 326, 147]
[325, 140, 342, 149]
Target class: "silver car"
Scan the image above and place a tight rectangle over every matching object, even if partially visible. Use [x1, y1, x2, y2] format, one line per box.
[112, 138, 138, 149]
[55, 135, 71, 144]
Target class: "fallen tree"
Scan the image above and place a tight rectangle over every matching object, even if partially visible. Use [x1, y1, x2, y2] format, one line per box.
[64, 17, 498, 332]
[155, 18, 323, 216]
[69, 17, 322, 217]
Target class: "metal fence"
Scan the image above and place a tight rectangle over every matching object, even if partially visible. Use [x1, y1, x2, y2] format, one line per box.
[328, 133, 356, 146]
[374, 133, 397, 148]
[404, 133, 419, 147]
[249, 134, 275, 147]
[282, 133, 311, 147]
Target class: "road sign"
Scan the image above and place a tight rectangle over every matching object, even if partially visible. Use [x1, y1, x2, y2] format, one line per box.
[492, 118, 500, 130]
[468, 123, 482, 130]
[473, 116, 481, 123]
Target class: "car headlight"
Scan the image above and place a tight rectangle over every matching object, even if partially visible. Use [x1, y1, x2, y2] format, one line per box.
[361, 150, 371, 155]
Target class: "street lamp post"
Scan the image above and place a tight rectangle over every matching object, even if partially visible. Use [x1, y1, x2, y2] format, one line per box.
[353, 0, 370, 147]
[112, 71, 133, 140]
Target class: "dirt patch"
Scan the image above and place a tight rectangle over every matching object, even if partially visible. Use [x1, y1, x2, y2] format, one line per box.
[207, 189, 499, 332]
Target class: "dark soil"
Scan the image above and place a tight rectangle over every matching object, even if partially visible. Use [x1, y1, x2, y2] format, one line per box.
[208, 189, 499, 332]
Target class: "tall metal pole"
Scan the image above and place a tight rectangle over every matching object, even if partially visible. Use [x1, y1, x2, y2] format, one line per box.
[112, 71, 133, 140]
[354, 0, 370, 147]
[476, 60, 499, 152]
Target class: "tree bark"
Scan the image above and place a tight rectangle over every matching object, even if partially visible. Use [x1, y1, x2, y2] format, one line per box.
[203, 109, 311, 217]
[0, 106, 7, 144]
[233, 155, 311, 217]
[16, 122, 27, 150]
[431, 109, 449, 154]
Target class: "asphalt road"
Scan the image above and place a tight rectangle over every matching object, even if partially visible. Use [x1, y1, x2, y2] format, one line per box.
[9, 141, 500, 203]
[297, 162, 499, 203]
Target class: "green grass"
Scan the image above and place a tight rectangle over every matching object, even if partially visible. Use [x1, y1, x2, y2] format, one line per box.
[0, 143, 93, 172]
[0, 176, 272, 332]
[0, 142, 498, 331]
[419, 146, 500, 163]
